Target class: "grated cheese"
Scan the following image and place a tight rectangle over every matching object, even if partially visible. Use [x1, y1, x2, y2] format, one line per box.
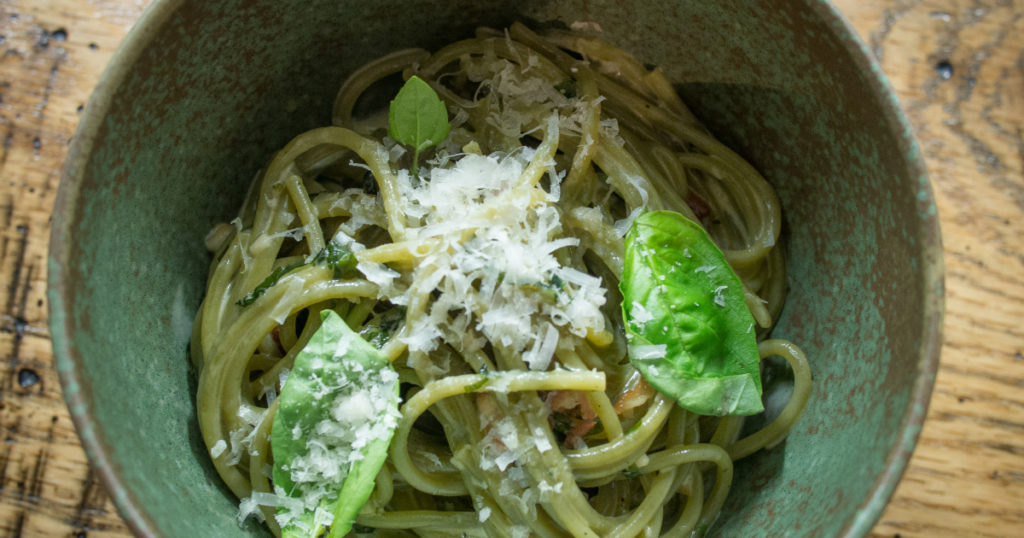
[713, 285, 728, 307]
[423, 451, 444, 469]
[237, 405, 265, 426]
[227, 427, 248, 466]
[614, 207, 643, 237]
[630, 302, 654, 325]
[628, 344, 667, 360]
[380, 137, 609, 368]
[532, 426, 553, 453]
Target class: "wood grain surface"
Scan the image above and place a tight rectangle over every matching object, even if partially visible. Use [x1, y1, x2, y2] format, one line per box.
[0, 0, 1021, 536]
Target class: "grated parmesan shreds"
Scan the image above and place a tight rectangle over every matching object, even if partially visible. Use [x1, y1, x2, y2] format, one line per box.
[227, 427, 249, 466]
[237, 490, 305, 525]
[713, 285, 729, 307]
[627, 344, 668, 360]
[532, 426, 553, 453]
[387, 145, 609, 365]
[630, 301, 654, 325]
[511, 525, 532, 538]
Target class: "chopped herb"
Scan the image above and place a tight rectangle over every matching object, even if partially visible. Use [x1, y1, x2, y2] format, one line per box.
[539, 273, 568, 296]
[554, 79, 577, 99]
[236, 261, 306, 307]
[358, 306, 406, 349]
[551, 412, 574, 436]
[312, 241, 358, 278]
[464, 370, 491, 393]
[622, 467, 642, 479]
[237, 241, 357, 306]
[360, 170, 379, 195]
[522, 273, 569, 302]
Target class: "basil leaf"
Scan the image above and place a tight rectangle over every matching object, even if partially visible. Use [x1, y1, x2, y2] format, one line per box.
[237, 241, 356, 307]
[272, 310, 400, 537]
[620, 211, 763, 416]
[387, 75, 450, 175]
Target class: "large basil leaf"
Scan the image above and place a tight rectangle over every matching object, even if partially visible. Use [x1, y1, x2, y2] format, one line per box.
[620, 211, 763, 416]
[271, 310, 400, 537]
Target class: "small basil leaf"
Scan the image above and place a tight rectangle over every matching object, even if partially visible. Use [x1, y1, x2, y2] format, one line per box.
[620, 210, 763, 416]
[272, 310, 401, 537]
[387, 75, 451, 175]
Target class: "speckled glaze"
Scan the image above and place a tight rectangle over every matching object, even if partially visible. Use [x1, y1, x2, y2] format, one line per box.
[49, 0, 943, 536]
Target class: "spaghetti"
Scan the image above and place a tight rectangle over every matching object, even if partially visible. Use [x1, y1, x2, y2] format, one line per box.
[193, 23, 812, 537]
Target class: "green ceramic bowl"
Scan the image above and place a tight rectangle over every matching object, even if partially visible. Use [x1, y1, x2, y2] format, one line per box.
[49, 0, 943, 536]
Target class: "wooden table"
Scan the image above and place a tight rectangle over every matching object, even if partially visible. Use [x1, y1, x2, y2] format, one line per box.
[1, 1, 1021, 536]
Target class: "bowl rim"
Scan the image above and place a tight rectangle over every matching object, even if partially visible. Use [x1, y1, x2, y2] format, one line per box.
[48, 0, 185, 536]
[812, 2, 945, 536]
[47, 1, 944, 537]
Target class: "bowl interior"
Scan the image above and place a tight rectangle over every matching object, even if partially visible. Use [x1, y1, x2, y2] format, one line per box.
[50, 0, 942, 536]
